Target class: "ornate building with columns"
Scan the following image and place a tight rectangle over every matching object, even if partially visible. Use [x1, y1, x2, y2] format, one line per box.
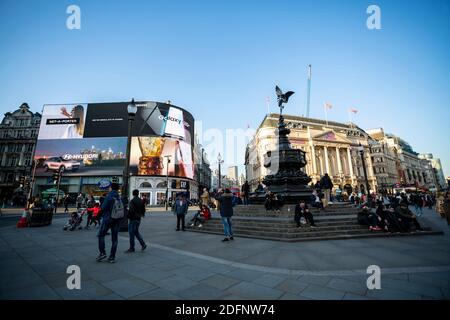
[0, 103, 41, 200]
[245, 114, 377, 195]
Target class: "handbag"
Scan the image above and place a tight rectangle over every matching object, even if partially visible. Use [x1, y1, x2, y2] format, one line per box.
[300, 217, 307, 225]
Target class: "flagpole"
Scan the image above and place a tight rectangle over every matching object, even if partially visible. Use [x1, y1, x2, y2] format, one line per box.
[266, 97, 270, 115]
[324, 103, 328, 127]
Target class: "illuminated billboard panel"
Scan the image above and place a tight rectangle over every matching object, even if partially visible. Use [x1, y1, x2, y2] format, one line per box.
[34, 138, 127, 177]
[130, 137, 194, 179]
[34, 102, 194, 179]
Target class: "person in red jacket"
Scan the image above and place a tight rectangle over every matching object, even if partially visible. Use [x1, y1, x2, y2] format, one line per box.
[89, 203, 101, 227]
[191, 205, 211, 227]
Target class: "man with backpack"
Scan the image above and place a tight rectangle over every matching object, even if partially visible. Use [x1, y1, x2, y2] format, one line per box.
[125, 189, 147, 253]
[97, 183, 125, 263]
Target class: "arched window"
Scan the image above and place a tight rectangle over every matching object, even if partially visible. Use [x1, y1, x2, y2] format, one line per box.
[156, 181, 167, 188]
[139, 182, 152, 188]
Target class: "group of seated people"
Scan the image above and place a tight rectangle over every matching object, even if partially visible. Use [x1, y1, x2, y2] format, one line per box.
[357, 200, 423, 233]
[264, 192, 283, 212]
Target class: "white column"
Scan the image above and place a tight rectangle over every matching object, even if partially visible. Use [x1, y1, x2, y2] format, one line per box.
[324, 146, 330, 175]
[347, 148, 355, 183]
[310, 145, 317, 175]
[336, 147, 342, 174]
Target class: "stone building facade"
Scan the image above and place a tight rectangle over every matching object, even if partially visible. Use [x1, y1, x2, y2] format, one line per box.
[0, 103, 41, 199]
[245, 114, 377, 195]
[245, 114, 441, 195]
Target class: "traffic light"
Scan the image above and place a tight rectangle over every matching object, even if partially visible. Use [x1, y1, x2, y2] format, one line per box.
[19, 176, 25, 186]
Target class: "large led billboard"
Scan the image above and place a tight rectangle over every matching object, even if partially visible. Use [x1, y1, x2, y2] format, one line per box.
[34, 102, 194, 178]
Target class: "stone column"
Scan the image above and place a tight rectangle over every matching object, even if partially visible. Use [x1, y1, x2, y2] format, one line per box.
[324, 146, 330, 175]
[310, 145, 317, 175]
[336, 147, 343, 174]
[347, 148, 355, 184]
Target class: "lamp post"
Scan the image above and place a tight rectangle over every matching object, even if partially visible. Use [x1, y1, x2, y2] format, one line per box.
[164, 155, 172, 211]
[217, 153, 224, 189]
[121, 98, 137, 231]
[201, 148, 205, 189]
[357, 143, 372, 205]
[123, 99, 137, 199]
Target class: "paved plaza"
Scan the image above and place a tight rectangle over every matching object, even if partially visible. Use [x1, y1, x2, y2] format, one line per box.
[0, 206, 449, 300]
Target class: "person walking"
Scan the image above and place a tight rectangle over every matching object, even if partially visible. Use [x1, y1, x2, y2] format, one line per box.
[217, 188, 234, 242]
[125, 189, 147, 253]
[172, 195, 188, 231]
[319, 173, 333, 208]
[96, 183, 125, 263]
[241, 181, 250, 205]
[63, 195, 71, 213]
[76, 193, 83, 211]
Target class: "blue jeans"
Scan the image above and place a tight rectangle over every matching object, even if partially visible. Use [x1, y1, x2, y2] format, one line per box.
[221, 217, 233, 237]
[129, 219, 145, 250]
[98, 218, 120, 258]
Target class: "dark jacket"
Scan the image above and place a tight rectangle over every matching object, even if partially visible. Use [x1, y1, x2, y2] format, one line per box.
[100, 190, 121, 220]
[241, 182, 250, 194]
[320, 175, 333, 190]
[218, 193, 234, 217]
[173, 199, 189, 215]
[294, 204, 309, 222]
[395, 205, 414, 219]
[128, 196, 145, 220]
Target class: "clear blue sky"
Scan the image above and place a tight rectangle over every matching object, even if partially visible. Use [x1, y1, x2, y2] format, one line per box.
[1, 0, 449, 176]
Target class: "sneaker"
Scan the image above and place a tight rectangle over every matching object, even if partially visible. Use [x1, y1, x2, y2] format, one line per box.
[190, 223, 194, 227]
[124, 248, 135, 253]
[96, 253, 107, 262]
[175, 228, 180, 231]
[222, 238, 229, 242]
[107, 256, 115, 263]
[198, 224, 203, 228]
[141, 244, 147, 251]
[230, 236, 234, 240]
[310, 225, 317, 228]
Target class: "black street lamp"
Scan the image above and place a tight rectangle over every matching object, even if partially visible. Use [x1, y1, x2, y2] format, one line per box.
[217, 153, 224, 189]
[123, 98, 137, 199]
[121, 98, 137, 231]
[201, 148, 205, 188]
[358, 143, 372, 205]
[164, 155, 172, 211]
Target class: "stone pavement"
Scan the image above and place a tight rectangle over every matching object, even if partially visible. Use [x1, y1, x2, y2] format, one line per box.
[0, 206, 449, 300]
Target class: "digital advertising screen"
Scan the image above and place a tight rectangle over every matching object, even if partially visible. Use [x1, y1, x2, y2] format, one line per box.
[129, 136, 194, 179]
[38, 104, 88, 140]
[34, 137, 127, 177]
[34, 102, 195, 179]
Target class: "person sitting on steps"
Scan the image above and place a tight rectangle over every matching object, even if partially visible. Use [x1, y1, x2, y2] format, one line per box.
[294, 200, 317, 228]
[191, 204, 211, 227]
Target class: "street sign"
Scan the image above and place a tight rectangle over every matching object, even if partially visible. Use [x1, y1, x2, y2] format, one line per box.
[98, 179, 112, 190]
